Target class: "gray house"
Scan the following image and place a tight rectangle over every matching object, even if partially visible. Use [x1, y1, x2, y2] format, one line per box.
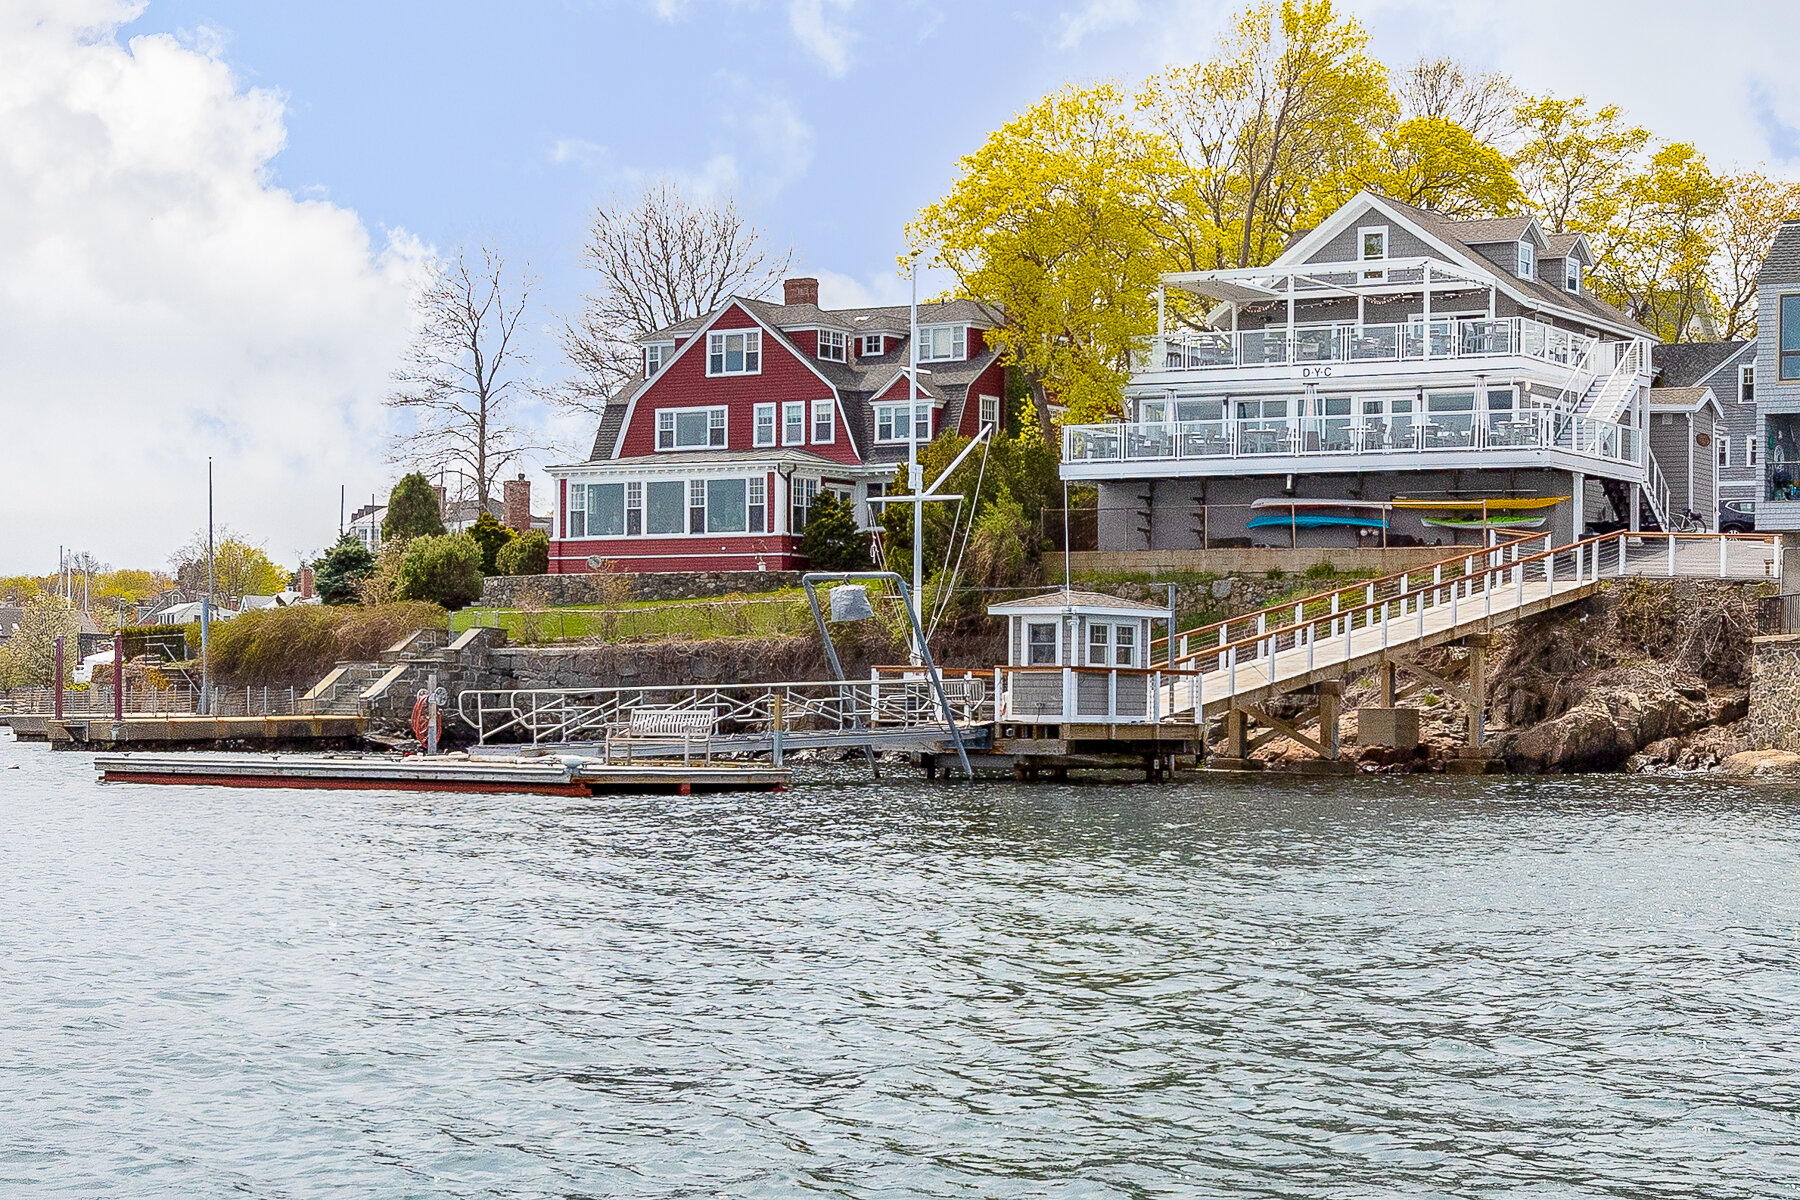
[1653, 340, 1757, 522]
[1757, 219, 1800, 531]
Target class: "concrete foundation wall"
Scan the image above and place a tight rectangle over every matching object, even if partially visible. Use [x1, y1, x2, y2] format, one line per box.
[480, 570, 805, 607]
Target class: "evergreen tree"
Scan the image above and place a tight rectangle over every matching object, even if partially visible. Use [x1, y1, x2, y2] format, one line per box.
[496, 530, 549, 576]
[800, 493, 870, 572]
[393, 533, 484, 609]
[383, 472, 446, 542]
[468, 510, 516, 575]
[312, 533, 376, 606]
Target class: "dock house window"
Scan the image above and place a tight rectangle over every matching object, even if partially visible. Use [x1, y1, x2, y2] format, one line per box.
[818, 330, 847, 362]
[645, 480, 685, 535]
[657, 406, 726, 450]
[707, 329, 761, 375]
[754, 403, 776, 446]
[1782, 295, 1800, 380]
[1026, 622, 1057, 665]
[1087, 623, 1137, 667]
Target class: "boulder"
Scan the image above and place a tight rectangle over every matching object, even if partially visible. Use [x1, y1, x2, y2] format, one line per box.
[1495, 685, 1708, 774]
[1716, 749, 1800, 779]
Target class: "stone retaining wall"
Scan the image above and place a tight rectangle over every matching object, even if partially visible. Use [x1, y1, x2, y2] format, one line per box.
[1749, 634, 1800, 753]
[479, 571, 804, 607]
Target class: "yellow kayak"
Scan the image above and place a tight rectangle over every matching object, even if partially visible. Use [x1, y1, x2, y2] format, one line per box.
[1391, 495, 1569, 512]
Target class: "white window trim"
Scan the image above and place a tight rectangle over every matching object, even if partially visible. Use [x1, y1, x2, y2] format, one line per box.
[1747, 435, 1759, 467]
[916, 324, 967, 363]
[782, 400, 807, 447]
[753, 402, 777, 447]
[859, 334, 884, 357]
[873, 400, 933, 444]
[645, 342, 674, 375]
[1358, 225, 1388, 281]
[655, 404, 729, 452]
[978, 394, 1000, 430]
[1720, 437, 1730, 469]
[810, 397, 836, 444]
[817, 330, 847, 362]
[705, 328, 762, 377]
[1517, 240, 1535, 280]
[1564, 259, 1581, 294]
[1740, 363, 1755, 403]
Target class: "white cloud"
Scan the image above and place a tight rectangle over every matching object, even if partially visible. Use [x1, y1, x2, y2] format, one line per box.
[549, 136, 607, 168]
[0, 0, 421, 572]
[787, 0, 856, 77]
[1056, 0, 1141, 50]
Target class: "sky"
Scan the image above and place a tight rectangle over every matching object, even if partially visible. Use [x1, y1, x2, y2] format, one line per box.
[4, 0, 1798, 574]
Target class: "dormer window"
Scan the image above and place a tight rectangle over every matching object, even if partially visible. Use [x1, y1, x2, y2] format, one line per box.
[1517, 240, 1535, 280]
[918, 325, 966, 362]
[1359, 225, 1387, 281]
[706, 329, 761, 376]
[1564, 258, 1581, 294]
[859, 334, 884, 357]
[818, 330, 847, 362]
[645, 343, 672, 374]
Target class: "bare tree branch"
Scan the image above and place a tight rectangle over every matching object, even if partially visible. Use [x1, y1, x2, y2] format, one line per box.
[556, 179, 793, 415]
[386, 241, 548, 505]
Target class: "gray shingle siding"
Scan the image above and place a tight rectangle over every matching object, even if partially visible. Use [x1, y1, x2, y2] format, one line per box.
[1655, 342, 1757, 501]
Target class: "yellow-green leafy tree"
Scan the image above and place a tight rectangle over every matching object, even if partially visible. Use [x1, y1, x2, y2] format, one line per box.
[1586, 143, 1726, 341]
[910, 82, 1183, 425]
[1511, 95, 1650, 233]
[1141, 0, 1395, 271]
[1709, 170, 1800, 339]
[1348, 116, 1523, 218]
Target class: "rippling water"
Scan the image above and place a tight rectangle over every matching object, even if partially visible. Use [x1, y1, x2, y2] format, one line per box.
[4, 732, 1799, 1197]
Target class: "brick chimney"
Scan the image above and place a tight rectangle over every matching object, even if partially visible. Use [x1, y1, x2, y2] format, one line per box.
[431, 484, 447, 517]
[783, 277, 819, 307]
[298, 566, 314, 600]
[502, 473, 531, 533]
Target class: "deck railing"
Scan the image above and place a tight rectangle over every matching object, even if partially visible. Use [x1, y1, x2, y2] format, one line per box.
[1149, 316, 1598, 375]
[1065, 411, 1639, 468]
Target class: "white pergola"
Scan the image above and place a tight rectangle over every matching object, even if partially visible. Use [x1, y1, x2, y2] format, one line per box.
[1157, 256, 1502, 335]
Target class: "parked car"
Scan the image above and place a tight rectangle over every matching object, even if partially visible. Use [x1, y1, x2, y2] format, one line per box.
[1719, 499, 1757, 533]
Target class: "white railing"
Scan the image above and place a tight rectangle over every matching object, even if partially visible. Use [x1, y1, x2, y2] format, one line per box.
[1157, 530, 1781, 716]
[1065, 410, 1640, 469]
[1644, 448, 1673, 531]
[995, 665, 1173, 726]
[1579, 340, 1645, 425]
[1150, 316, 1598, 376]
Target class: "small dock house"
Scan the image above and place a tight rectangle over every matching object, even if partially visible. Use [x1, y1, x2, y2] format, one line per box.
[987, 590, 1174, 723]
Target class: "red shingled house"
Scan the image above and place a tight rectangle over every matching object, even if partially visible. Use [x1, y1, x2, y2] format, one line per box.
[546, 277, 1008, 572]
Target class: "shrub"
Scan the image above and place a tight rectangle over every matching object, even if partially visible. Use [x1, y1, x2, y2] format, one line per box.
[800, 492, 870, 572]
[496, 530, 549, 576]
[469, 510, 516, 575]
[203, 601, 447, 685]
[312, 533, 376, 605]
[394, 533, 484, 609]
[383, 473, 447, 542]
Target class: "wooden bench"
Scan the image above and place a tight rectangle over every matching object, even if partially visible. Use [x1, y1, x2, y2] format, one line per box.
[604, 706, 718, 764]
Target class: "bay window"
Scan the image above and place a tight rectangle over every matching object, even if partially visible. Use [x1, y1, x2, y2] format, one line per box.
[705, 478, 747, 532]
[707, 329, 760, 375]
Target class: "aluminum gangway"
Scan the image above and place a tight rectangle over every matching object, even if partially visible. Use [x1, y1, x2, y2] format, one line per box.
[1156, 530, 1780, 721]
[458, 669, 995, 760]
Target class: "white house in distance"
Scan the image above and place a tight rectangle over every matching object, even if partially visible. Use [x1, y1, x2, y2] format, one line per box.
[1061, 191, 1696, 548]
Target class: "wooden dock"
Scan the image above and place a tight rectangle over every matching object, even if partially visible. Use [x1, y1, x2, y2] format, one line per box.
[46, 715, 368, 751]
[93, 752, 789, 795]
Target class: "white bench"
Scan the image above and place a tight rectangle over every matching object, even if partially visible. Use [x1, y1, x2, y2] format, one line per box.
[604, 706, 718, 764]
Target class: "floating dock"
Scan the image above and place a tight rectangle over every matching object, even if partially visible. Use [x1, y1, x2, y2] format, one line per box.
[93, 752, 789, 795]
[49, 715, 368, 752]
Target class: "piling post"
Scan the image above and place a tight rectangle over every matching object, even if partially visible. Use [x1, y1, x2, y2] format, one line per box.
[112, 632, 123, 724]
[1379, 660, 1395, 706]
[1224, 708, 1248, 759]
[53, 637, 64, 721]
[1466, 641, 1486, 747]
[1317, 681, 1341, 760]
[770, 692, 785, 767]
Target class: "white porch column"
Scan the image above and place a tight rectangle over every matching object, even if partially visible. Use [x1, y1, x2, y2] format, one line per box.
[1422, 261, 1433, 360]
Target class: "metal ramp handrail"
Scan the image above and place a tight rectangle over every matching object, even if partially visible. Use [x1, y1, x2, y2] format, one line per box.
[1161, 529, 1779, 717]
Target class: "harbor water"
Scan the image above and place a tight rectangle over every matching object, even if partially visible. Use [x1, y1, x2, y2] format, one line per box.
[3, 731, 1797, 1197]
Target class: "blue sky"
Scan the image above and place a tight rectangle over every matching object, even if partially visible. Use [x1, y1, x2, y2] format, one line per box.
[3, 0, 1797, 573]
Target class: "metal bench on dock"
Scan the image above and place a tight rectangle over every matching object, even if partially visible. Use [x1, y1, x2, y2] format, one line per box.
[604, 706, 718, 764]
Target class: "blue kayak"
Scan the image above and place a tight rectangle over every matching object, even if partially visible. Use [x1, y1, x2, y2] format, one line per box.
[1247, 512, 1390, 531]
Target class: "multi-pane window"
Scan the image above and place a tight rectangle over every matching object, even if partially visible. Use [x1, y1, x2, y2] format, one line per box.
[625, 482, 643, 535]
[645, 343, 673, 374]
[688, 480, 708, 533]
[1360, 226, 1387, 281]
[874, 402, 931, 442]
[783, 400, 807, 445]
[1026, 622, 1057, 665]
[656, 406, 727, 450]
[1564, 259, 1581, 294]
[818, 330, 847, 362]
[1784, 296, 1800, 380]
[979, 394, 999, 429]
[1742, 363, 1756, 403]
[1086, 622, 1137, 667]
[811, 398, 835, 443]
[747, 477, 767, 533]
[566, 483, 586, 538]
[1720, 437, 1730, 469]
[917, 325, 966, 361]
[645, 480, 685, 535]
[1517, 240, 1535, 280]
[1748, 435, 1760, 467]
[859, 334, 884, 357]
[706, 329, 761, 375]
[791, 477, 818, 532]
[753, 403, 776, 446]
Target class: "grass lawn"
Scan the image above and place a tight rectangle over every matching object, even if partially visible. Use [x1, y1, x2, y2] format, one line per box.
[451, 589, 819, 643]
